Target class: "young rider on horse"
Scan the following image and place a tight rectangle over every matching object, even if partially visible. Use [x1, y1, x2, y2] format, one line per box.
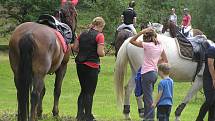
[117, 0, 137, 34]
[169, 8, 177, 25]
[181, 8, 192, 37]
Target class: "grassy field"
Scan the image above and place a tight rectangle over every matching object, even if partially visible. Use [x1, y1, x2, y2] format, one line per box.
[0, 53, 206, 121]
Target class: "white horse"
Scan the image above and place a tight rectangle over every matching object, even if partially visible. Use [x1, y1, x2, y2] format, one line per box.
[114, 34, 212, 121]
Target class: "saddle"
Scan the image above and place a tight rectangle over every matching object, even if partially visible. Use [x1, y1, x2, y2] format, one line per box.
[119, 27, 133, 33]
[176, 31, 209, 81]
[176, 31, 208, 62]
[37, 14, 73, 44]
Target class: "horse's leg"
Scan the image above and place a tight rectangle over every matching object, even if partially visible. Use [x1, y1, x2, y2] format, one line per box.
[30, 75, 45, 121]
[123, 74, 136, 120]
[37, 86, 46, 119]
[175, 74, 203, 121]
[14, 75, 23, 121]
[52, 63, 67, 116]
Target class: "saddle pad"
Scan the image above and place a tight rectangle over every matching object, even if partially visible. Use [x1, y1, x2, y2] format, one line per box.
[54, 30, 68, 53]
[175, 38, 193, 60]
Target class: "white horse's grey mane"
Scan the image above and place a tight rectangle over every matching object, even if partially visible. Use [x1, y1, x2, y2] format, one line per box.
[147, 22, 163, 34]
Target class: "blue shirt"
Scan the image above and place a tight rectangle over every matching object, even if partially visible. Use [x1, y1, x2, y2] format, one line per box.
[158, 77, 174, 106]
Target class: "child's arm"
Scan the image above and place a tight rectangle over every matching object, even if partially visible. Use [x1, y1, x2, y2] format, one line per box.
[152, 91, 163, 107]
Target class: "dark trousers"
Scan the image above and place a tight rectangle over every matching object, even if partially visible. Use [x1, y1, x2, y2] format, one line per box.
[157, 105, 171, 121]
[196, 79, 215, 121]
[141, 71, 158, 120]
[76, 64, 99, 120]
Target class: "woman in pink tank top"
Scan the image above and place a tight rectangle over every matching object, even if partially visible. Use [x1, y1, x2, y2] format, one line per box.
[130, 28, 168, 120]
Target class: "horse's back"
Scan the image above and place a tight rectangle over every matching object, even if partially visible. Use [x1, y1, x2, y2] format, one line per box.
[9, 22, 66, 74]
[115, 29, 133, 56]
[10, 22, 56, 49]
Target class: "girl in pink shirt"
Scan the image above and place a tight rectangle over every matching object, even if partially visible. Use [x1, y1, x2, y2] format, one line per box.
[130, 28, 168, 120]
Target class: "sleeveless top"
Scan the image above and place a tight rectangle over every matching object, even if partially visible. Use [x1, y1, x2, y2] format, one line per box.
[75, 28, 104, 68]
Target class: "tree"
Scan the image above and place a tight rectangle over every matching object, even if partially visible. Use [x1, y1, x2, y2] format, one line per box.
[0, 0, 60, 36]
[190, 0, 215, 40]
[91, 0, 126, 43]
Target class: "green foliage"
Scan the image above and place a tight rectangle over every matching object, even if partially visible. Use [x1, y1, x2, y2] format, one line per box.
[190, 0, 215, 39]
[0, 0, 61, 37]
[0, 0, 215, 42]
[92, 0, 126, 43]
[1, 0, 60, 22]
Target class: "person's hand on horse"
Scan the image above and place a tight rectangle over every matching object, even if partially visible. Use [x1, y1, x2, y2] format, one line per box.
[141, 27, 153, 34]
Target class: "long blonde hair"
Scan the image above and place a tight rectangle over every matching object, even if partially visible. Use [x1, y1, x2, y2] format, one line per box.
[91, 17, 105, 28]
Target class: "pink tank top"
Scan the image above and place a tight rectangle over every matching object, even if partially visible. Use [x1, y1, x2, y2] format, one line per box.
[141, 40, 164, 74]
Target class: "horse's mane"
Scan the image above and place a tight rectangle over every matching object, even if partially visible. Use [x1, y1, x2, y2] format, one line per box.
[162, 20, 177, 38]
[61, 1, 76, 16]
[169, 21, 177, 37]
[54, 1, 76, 25]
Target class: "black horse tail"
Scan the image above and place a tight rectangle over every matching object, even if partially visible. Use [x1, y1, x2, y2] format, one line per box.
[17, 33, 34, 121]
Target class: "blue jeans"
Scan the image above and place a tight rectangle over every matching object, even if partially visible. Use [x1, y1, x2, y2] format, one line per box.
[141, 71, 158, 120]
[157, 105, 172, 121]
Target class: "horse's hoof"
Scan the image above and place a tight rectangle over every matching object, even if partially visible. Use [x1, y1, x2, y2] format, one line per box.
[138, 108, 144, 119]
[37, 114, 43, 120]
[175, 116, 180, 121]
[139, 112, 144, 119]
[124, 114, 131, 120]
[37, 110, 43, 119]
[52, 111, 59, 117]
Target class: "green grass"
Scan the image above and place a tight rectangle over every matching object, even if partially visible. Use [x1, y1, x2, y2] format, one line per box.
[0, 54, 205, 121]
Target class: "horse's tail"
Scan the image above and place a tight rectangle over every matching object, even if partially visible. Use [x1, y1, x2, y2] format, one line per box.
[17, 33, 34, 121]
[114, 38, 130, 106]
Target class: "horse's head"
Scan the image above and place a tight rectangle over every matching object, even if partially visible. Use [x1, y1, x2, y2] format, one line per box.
[147, 22, 163, 34]
[55, 1, 77, 38]
[162, 20, 177, 38]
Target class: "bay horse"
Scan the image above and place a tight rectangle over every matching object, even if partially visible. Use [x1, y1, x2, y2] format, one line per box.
[114, 23, 148, 57]
[114, 29, 134, 57]
[114, 34, 212, 120]
[162, 21, 203, 38]
[9, 2, 77, 121]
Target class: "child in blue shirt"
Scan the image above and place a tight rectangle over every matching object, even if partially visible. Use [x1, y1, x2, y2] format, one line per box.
[152, 63, 173, 121]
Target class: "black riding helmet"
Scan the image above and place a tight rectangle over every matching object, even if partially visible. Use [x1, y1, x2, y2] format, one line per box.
[129, 0, 136, 8]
